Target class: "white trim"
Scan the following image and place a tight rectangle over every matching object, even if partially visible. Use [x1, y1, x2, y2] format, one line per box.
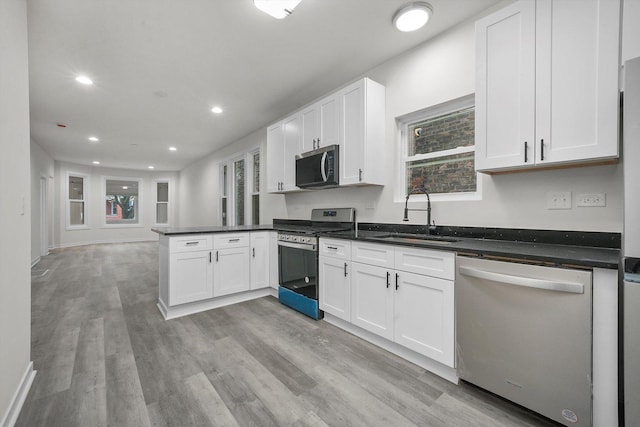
[53, 237, 158, 249]
[1, 362, 36, 427]
[395, 94, 480, 203]
[592, 268, 619, 426]
[102, 176, 143, 228]
[30, 257, 40, 268]
[66, 171, 90, 230]
[157, 287, 275, 320]
[323, 314, 458, 384]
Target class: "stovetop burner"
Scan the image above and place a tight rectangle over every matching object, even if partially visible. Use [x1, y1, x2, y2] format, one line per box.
[274, 208, 356, 237]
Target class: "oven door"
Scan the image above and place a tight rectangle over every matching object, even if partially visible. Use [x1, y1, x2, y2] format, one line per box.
[278, 240, 318, 300]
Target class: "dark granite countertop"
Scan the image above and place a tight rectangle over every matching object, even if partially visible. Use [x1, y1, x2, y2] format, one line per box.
[151, 224, 275, 235]
[151, 222, 621, 269]
[321, 227, 620, 270]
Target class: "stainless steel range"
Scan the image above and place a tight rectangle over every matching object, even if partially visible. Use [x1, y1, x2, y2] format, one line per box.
[275, 208, 355, 319]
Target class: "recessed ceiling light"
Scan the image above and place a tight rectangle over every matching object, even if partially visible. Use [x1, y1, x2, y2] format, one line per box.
[148, 166, 155, 169]
[122, 186, 128, 189]
[75, 75, 94, 85]
[92, 161, 100, 165]
[88, 136, 99, 142]
[254, 0, 301, 19]
[211, 106, 223, 114]
[393, 2, 433, 32]
[169, 146, 177, 151]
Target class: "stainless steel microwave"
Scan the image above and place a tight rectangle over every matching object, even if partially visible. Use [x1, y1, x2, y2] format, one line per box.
[295, 145, 339, 188]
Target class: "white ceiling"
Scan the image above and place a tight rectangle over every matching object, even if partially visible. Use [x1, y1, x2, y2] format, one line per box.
[27, 0, 501, 172]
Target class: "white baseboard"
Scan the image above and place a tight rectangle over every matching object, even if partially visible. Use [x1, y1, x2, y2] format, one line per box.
[323, 314, 459, 385]
[1, 362, 36, 427]
[30, 257, 40, 268]
[158, 287, 275, 320]
[53, 237, 158, 250]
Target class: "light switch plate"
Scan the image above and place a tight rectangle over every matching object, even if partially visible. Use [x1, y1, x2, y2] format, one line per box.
[547, 191, 572, 210]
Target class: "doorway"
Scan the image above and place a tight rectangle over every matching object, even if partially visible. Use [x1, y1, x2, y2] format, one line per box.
[40, 176, 48, 257]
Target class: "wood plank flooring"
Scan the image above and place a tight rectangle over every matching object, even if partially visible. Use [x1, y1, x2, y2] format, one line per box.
[17, 242, 559, 426]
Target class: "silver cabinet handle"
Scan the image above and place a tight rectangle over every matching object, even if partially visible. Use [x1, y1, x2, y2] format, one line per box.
[358, 168, 363, 182]
[344, 262, 348, 277]
[209, 252, 212, 263]
[252, 248, 255, 258]
[185, 241, 199, 246]
[216, 251, 219, 262]
[458, 266, 584, 294]
[228, 238, 240, 242]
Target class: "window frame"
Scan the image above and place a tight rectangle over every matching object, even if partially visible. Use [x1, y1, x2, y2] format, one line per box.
[395, 94, 481, 203]
[102, 176, 143, 228]
[219, 147, 261, 226]
[66, 171, 90, 230]
[153, 178, 170, 226]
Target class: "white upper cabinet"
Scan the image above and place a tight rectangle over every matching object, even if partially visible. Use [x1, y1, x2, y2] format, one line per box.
[267, 113, 300, 193]
[339, 78, 386, 186]
[475, 0, 620, 173]
[301, 94, 339, 153]
[267, 77, 385, 192]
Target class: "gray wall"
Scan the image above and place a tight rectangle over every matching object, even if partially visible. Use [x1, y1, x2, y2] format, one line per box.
[0, 0, 32, 423]
[53, 161, 179, 248]
[179, 2, 640, 233]
[30, 141, 54, 264]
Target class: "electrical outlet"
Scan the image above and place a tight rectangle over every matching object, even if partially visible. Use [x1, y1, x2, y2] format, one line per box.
[546, 191, 572, 210]
[577, 193, 606, 207]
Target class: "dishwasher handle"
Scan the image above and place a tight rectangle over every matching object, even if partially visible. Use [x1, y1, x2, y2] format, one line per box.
[458, 266, 584, 294]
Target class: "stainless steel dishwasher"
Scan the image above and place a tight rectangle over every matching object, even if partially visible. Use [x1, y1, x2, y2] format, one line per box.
[456, 256, 593, 426]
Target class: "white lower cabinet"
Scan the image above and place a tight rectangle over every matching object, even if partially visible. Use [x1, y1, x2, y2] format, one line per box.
[213, 234, 251, 297]
[319, 255, 351, 321]
[250, 232, 270, 290]
[394, 271, 454, 367]
[169, 250, 213, 305]
[319, 238, 455, 368]
[351, 262, 394, 340]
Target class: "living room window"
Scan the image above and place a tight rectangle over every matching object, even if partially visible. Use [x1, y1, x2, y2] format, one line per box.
[104, 178, 141, 226]
[397, 94, 479, 200]
[67, 173, 89, 229]
[154, 180, 169, 225]
[219, 148, 261, 226]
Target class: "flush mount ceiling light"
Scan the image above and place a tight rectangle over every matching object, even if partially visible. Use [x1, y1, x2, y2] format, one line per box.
[75, 75, 94, 85]
[393, 2, 433, 32]
[254, 0, 301, 19]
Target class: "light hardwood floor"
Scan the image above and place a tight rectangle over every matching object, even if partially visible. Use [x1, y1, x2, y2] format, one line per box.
[17, 242, 559, 426]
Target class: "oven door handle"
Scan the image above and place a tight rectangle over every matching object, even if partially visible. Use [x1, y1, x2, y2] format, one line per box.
[278, 241, 317, 251]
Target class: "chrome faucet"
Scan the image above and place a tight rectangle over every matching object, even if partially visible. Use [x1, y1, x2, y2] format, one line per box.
[403, 186, 436, 234]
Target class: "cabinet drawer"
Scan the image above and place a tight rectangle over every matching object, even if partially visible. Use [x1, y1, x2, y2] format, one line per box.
[213, 233, 249, 249]
[169, 235, 213, 253]
[395, 247, 454, 280]
[320, 238, 351, 259]
[351, 241, 395, 269]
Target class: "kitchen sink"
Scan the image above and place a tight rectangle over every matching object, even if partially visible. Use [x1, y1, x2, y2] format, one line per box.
[371, 233, 459, 245]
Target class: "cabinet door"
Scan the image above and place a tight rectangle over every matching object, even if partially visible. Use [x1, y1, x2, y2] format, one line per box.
[475, 0, 536, 172]
[250, 232, 269, 290]
[534, 0, 620, 165]
[282, 113, 301, 192]
[169, 250, 213, 305]
[394, 271, 454, 367]
[339, 80, 365, 185]
[319, 94, 339, 149]
[351, 262, 394, 340]
[213, 247, 250, 297]
[301, 104, 319, 153]
[319, 256, 351, 321]
[267, 122, 284, 193]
